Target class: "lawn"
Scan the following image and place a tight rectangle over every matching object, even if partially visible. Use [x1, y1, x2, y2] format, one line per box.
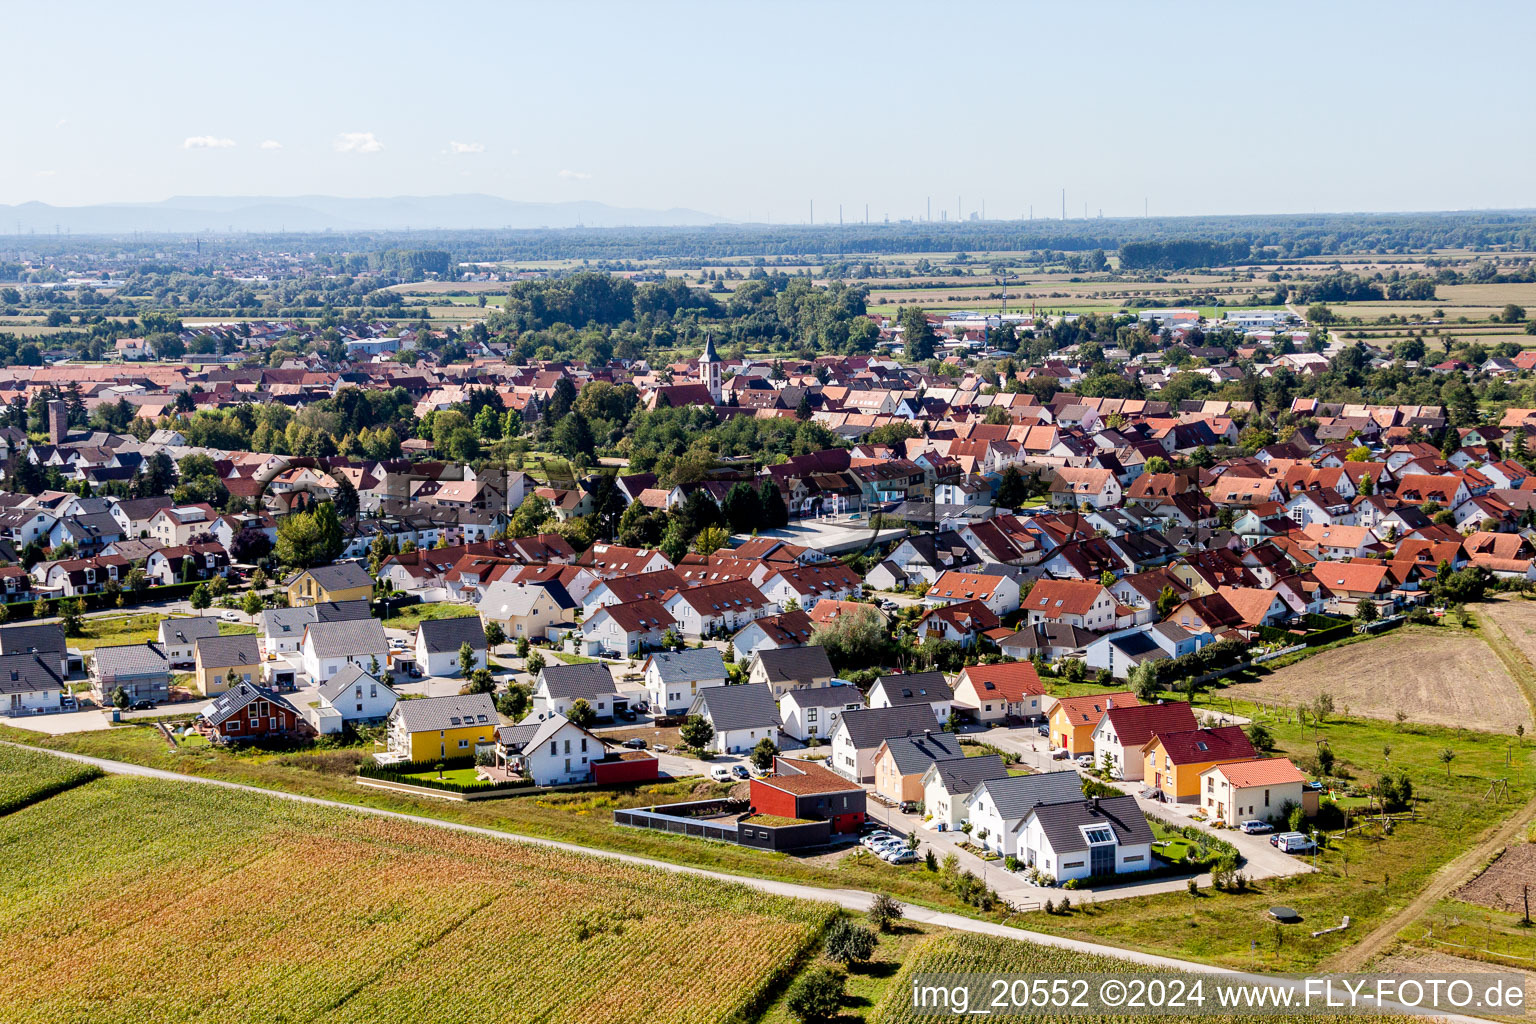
[403, 767, 483, 786]
[0, 774, 835, 1024]
[380, 602, 478, 631]
[65, 613, 256, 653]
[549, 650, 599, 665]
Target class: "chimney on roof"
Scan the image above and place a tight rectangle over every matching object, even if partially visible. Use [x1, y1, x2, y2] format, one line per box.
[1105, 697, 1114, 709]
[1092, 795, 1100, 810]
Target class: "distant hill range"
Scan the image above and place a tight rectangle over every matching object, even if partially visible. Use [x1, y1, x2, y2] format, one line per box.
[0, 194, 727, 234]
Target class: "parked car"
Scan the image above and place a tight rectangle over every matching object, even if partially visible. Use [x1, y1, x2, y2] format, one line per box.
[129, 700, 156, 711]
[623, 737, 647, 749]
[652, 743, 669, 753]
[617, 709, 638, 721]
[1051, 749, 1070, 760]
[1074, 753, 1095, 768]
[1240, 820, 1274, 835]
[220, 611, 242, 622]
[1036, 724, 1049, 736]
[1270, 831, 1308, 848]
[710, 766, 734, 783]
[861, 831, 896, 849]
[1276, 833, 1316, 854]
[883, 847, 916, 863]
[730, 765, 749, 780]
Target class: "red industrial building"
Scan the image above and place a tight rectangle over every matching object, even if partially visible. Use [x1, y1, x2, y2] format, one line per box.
[749, 757, 866, 834]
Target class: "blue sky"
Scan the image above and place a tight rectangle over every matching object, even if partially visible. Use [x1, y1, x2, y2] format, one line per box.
[5, 0, 1532, 220]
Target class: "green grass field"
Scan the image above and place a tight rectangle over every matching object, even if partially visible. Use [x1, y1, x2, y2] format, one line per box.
[380, 603, 479, 631]
[68, 613, 256, 653]
[0, 771, 834, 1024]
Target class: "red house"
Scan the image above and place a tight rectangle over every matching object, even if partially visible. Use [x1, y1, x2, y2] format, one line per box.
[750, 757, 866, 834]
[197, 682, 311, 744]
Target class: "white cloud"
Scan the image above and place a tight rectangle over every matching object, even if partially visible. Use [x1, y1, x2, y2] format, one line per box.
[448, 140, 484, 154]
[34, 169, 56, 178]
[334, 131, 383, 154]
[558, 169, 592, 180]
[183, 135, 236, 149]
[259, 139, 283, 150]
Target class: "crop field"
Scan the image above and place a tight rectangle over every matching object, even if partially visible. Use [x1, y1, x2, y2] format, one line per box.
[868, 932, 1418, 1024]
[1453, 841, 1536, 913]
[0, 745, 101, 815]
[1229, 625, 1533, 734]
[0, 774, 834, 1024]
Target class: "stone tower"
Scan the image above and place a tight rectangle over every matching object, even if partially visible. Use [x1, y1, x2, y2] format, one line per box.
[47, 400, 67, 445]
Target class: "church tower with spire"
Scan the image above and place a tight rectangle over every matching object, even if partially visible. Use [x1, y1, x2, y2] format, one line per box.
[699, 332, 722, 404]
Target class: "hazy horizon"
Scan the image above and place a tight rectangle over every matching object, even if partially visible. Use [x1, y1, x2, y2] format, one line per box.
[6, 0, 1535, 222]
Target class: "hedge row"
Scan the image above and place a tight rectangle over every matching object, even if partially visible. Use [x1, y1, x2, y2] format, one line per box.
[2, 580, 207, 621]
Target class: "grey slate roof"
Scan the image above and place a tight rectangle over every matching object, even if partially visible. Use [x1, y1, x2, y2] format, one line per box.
[925, 753, 1010, 795]
[304, 618, 389, 658]
[1022, 794, 1154, 848]
[836, 704, 943, 750]
[645, 647, 725, 684]
[317, 600, 373, 622]
[750, 645, 833, 685]
[0, 653, 63, 694]
[201, 682, 300, 726]
[93, 643, 170, 680]
[880, 731, 962, 776]
[418, 615, 487, 654]
[872, 671, 953, 705]
[0, 623, 65, 659]
[293, 562, 373, 591]
[318, 663, 384, 702]
[967, 770, 1085, 820]
[689, 682, 780, 733]
[159, 616, 221, 647]
[538, 662, 619, 700]
[493, 721, 541, 750]
[262, 606, 316, 638]
[194, 634, 261, 668]
[785, 684, 864, 709]
[392, 692, 498, 733]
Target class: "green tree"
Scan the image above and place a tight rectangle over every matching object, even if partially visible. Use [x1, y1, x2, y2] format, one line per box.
[566, 697, 597, 729]
[750, 736, 778, 772]
[458, 641, 478, 677]
[680, 713, 715, 751]
[994, 465, 1027, 509]
[1439, 747, 1456, 778]
[867, 892, 904, 932]
[111, 686, 130, 710]
[785, 964, 844, 1024]
[484, 621, 506, 650]
[241, 590, 264, 618]
[822, 917, 876, 965]
[497, 683, 532, 720]
[899, 307, 937, 362]
[58, 599, 85, 637]
[189, 583, 211, 610]
[465, 668, 496, 695]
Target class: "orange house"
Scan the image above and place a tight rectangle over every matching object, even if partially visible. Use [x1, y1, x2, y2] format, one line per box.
[1141, 725, 1257, 803]
[1046, 691, 1139, 756]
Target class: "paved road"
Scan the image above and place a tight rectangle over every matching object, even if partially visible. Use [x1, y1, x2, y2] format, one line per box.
[3, 742, 1499, 1021]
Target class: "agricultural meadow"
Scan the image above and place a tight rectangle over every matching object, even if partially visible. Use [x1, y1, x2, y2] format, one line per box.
[0, 773, 833, 1024]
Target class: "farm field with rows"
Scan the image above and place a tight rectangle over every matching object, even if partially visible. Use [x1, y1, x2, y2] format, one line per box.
[869, 932, 1421, 1024]
[0, 774, 834, 1024]
[0, 745, 101, 815]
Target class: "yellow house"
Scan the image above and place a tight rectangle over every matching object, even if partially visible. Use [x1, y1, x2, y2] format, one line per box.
[1140, 725, 1257, 803]
[1046, 692, 1139, 756]
[478, 579, 574, 641]
[192, 634, 262, 697]
[871, 731, 964, 806]
[1167, 560, 1217, 598]
[285, 563, 374, 608]
[386, 693, 500, 762]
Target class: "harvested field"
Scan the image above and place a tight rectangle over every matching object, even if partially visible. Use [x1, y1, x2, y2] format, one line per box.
[0, 775, 832, 1024]
[1232, 626, 1532, 733]
[1454, 842, 1536, 913]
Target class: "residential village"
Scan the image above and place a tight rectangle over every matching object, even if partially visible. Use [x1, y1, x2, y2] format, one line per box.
[1, 310, 1523, 900]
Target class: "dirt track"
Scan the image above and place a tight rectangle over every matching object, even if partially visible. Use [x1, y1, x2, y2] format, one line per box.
[1236, 627, 1533, 734]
